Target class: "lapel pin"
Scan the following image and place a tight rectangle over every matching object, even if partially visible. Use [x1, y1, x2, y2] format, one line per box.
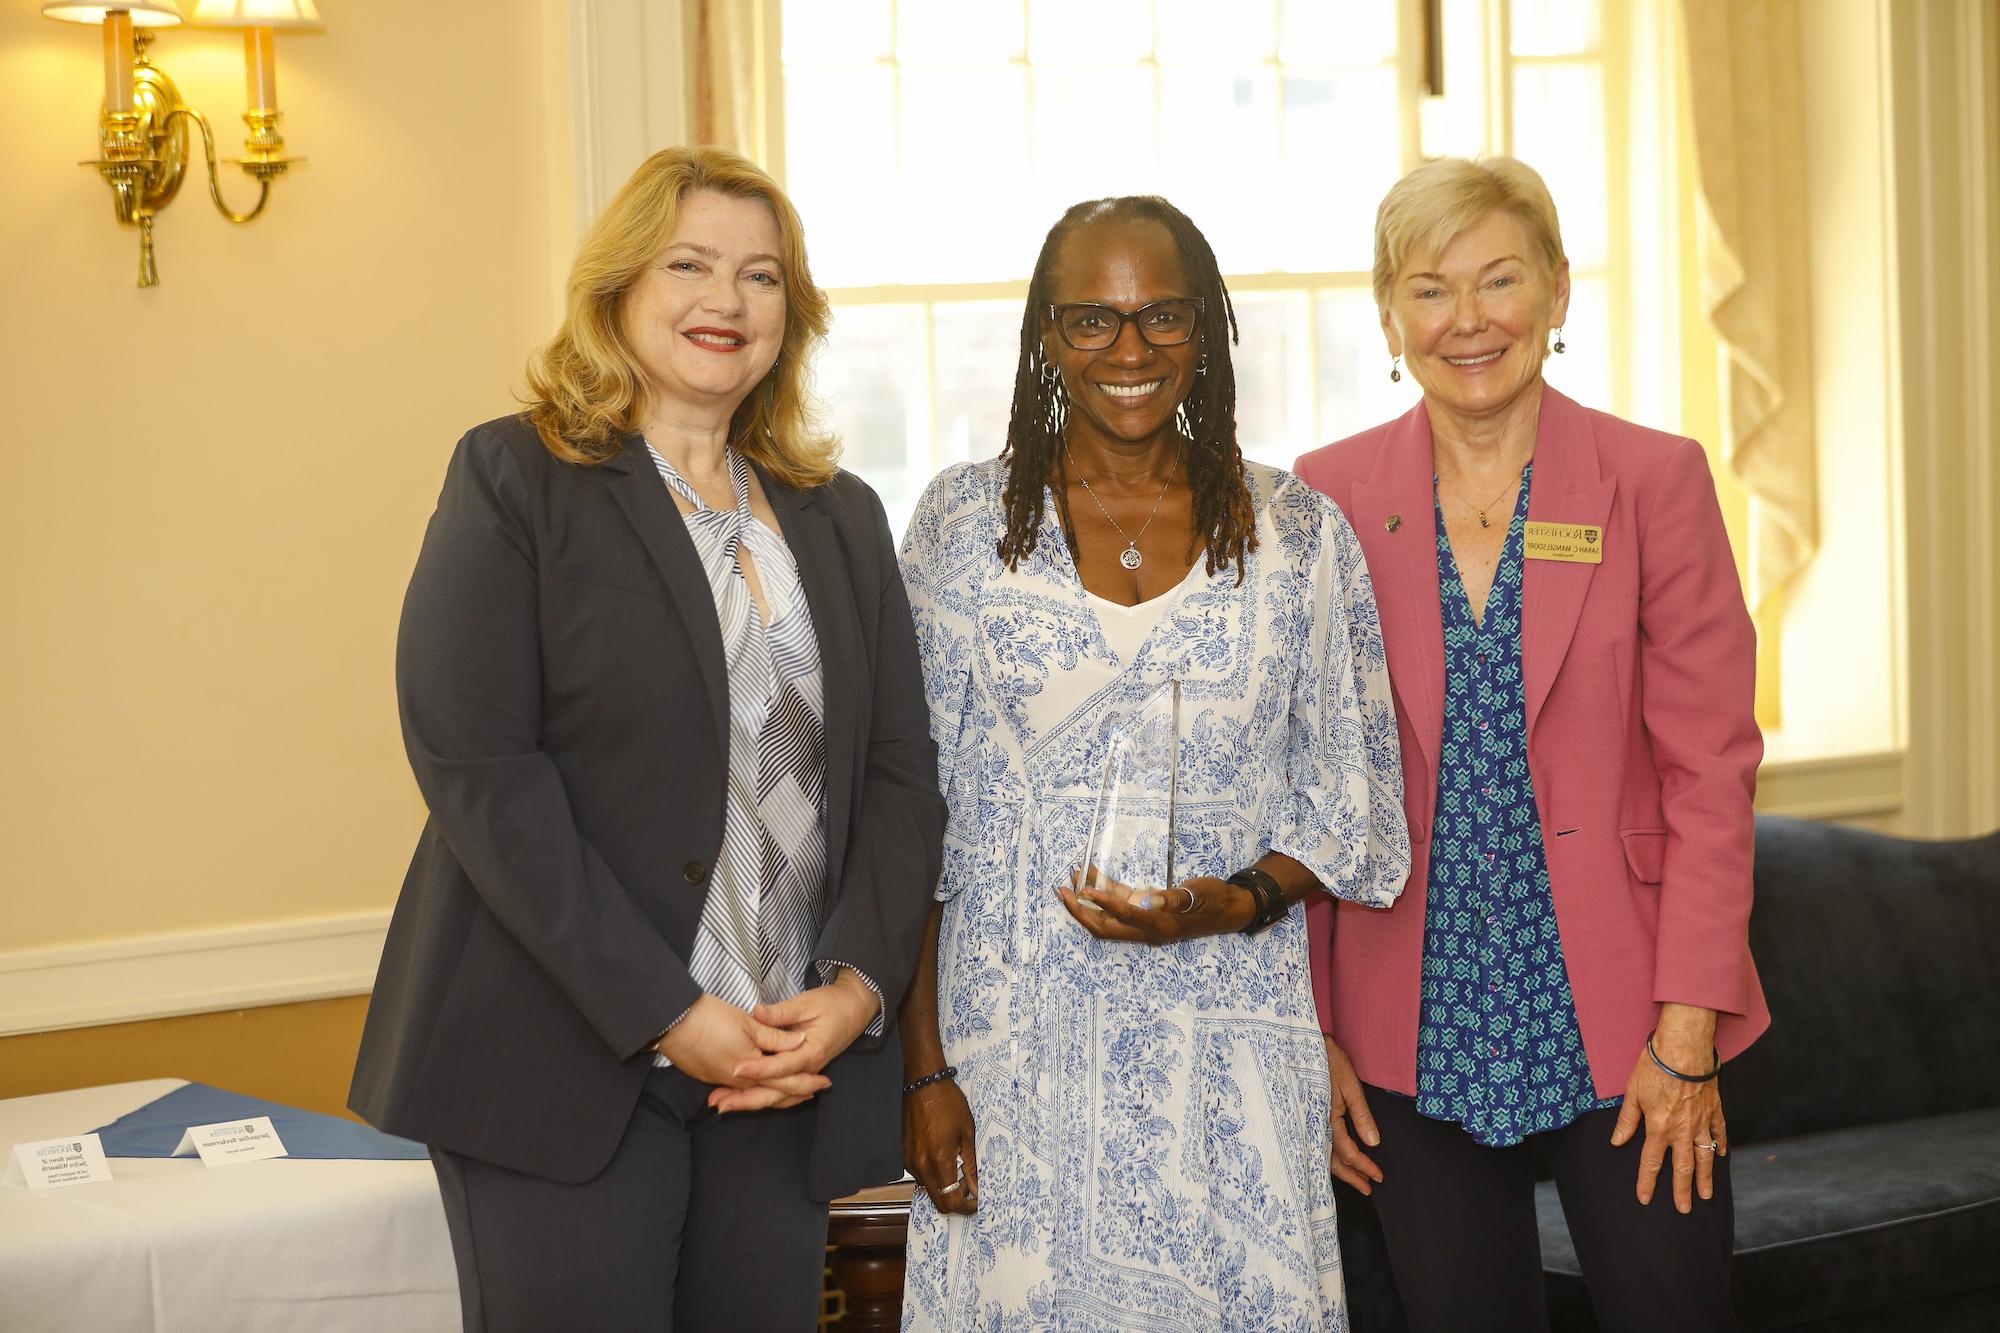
[1385, 514, 1402, 533]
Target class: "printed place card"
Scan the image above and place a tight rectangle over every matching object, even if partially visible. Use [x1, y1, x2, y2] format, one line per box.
[172, 1115, 288, 1167]
[5, 1133, 113, 1191]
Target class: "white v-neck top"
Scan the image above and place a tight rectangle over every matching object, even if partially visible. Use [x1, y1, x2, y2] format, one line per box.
[1083, 558, 1204, 663]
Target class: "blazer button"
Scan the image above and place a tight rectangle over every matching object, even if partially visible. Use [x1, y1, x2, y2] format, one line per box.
[682, 861, 707, 885]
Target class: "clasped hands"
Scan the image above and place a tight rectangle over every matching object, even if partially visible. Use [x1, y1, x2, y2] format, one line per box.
[1056, 866, 1253, 943]
[652, 968, 879, 1114]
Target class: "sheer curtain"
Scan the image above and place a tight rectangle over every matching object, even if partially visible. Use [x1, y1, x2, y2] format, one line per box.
[1679, 0, 1819, 721]
[691, 0, 778, 167]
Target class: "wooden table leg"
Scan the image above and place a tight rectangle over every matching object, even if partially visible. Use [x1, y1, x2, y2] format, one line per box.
[826, 1180, 913, 1330]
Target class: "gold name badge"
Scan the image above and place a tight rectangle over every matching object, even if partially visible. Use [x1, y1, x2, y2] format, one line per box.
[1523, 521, 1604, 563]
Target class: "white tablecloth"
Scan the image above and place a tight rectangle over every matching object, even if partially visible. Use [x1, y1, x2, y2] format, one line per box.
[0, 1080, 459, 1333]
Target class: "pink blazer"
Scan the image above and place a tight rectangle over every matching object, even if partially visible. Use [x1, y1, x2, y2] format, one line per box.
[1295, 386, 1769, 1099]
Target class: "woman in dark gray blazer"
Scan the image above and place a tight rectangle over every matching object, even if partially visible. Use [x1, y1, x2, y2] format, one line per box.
[349, 145, 945, 1331]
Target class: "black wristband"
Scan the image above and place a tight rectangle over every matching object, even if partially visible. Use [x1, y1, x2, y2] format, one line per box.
[1646, 1033, 1721, 1083]
[902, 1065, 957, 1096]
[1229, 866, 1289, 935]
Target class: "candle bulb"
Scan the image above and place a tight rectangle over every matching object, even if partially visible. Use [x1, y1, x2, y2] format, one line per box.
[244, 26, 277, 112]
[103, 8, 134, 115]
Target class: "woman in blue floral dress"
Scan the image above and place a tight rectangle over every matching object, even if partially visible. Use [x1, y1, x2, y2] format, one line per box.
[895, 196, 1410, 1331]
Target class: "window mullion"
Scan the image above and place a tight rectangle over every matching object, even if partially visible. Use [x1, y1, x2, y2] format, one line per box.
[1302, 284, 1324, 446]
[1020, 0, 1034, 208]
[1490, 0, 1514, 155]
[1599, 0, 1634, 420]
[1395, 0, 1425, 172]
[918, 300, 940, 473]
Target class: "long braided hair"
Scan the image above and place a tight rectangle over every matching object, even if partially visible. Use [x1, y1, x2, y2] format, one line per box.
[996, 196, 1258, 582]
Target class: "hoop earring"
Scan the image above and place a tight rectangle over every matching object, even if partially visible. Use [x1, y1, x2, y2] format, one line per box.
[1551, 326, 1567, 355]
[1042, 362, 1068, 434]
[1195, 354, 1209, 375]
[1389, 355, 1403, 383]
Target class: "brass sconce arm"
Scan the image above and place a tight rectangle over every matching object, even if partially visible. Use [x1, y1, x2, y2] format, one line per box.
[163, 105, 277, 224]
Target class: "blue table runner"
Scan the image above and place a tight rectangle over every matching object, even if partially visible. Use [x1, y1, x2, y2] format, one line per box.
[89, 1082, 428, 1160]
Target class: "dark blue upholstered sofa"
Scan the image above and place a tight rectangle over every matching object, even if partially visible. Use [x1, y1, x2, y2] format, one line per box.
[1339, 814, 2000, 1331]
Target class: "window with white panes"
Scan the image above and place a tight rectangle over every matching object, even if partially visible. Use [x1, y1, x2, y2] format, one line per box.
[778, 0, 1625, 536]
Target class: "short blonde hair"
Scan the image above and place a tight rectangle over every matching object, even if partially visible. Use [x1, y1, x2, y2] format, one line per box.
[1371, 156, 1567, 311]
[525, 146, 837, 488]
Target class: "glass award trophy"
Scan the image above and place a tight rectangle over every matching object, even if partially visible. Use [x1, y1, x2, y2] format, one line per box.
[1078, 679, 1182, 903]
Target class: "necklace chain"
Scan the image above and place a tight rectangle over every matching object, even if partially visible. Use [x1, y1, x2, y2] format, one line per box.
[1069, 444, 1180, 570]
[1452, 469, 1524, 529]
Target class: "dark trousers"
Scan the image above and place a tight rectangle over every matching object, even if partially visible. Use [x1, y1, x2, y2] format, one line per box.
[430, 1066, 827, 1332]
[1341, 1087, 1735, 1333]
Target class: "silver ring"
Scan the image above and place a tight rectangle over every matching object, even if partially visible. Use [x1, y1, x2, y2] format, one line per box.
[1173, 885, 1199, 915]
[1697, 1141, 1719, 1153]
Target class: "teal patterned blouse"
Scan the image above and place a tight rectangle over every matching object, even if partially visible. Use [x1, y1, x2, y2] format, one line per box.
[1414, 466, 1620, 1146]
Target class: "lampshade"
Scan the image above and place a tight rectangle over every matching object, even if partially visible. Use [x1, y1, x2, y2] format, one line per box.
[190, 0, 323, 28]
[42, 2, 185, 25]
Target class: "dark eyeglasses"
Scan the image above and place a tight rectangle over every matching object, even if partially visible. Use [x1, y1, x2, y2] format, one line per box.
[1047, 298, 1205, 351]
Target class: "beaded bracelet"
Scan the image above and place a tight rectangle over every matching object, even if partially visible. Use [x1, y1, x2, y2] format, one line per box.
[1646, 1034, 1721, 1083]
[902, 1065, 958, 1096]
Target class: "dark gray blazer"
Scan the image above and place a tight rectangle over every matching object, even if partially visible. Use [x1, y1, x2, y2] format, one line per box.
[349, 414, 944, 1201]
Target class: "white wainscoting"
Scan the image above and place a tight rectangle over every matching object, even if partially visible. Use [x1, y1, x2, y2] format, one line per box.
[0, 912, 389, 1038]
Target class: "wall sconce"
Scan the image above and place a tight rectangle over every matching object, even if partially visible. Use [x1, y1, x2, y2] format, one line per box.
[42, 1, 324, 287]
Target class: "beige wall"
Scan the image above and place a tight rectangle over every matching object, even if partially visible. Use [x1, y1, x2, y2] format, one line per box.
[0, 1, 567, 954]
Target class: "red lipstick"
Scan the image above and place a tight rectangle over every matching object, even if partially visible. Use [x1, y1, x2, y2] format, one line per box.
[682, 326, 748, 351]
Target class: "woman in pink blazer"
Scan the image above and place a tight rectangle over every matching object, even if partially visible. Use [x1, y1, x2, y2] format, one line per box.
[1295, 157, 1767, 1332]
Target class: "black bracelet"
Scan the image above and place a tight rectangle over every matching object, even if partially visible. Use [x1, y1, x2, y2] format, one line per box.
[1646, 1034, 1721, 1083]
[902, 1065, 957, 1096]
[1244, 868, 1288, 933]
[1229, 866, 1289, 935]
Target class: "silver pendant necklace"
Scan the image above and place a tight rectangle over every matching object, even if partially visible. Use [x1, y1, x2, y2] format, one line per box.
[1068, 443, 1180, 570]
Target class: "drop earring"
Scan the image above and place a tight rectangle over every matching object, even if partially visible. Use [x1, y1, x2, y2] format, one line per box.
[1551, 326, 1567, 355]
[1390, 355, 1403, 383]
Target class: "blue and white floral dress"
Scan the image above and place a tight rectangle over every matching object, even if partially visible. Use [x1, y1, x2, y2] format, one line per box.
[898, 459, 1410, 1332]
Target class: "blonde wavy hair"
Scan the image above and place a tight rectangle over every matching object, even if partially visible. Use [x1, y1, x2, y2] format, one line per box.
[1371, 155, 1567, 312]
[524, 146, 837, 487]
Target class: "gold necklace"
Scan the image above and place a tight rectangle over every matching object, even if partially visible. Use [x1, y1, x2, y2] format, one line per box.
[1453, 470, 1523, 529]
